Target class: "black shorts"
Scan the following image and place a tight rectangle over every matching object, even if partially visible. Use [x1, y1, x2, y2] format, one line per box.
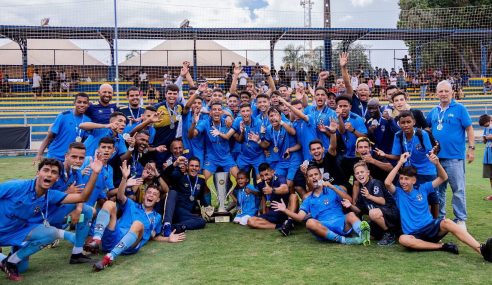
[259, 211, 288, 226]
[379, 207, 400, 231]
[410, 218, 447, 243]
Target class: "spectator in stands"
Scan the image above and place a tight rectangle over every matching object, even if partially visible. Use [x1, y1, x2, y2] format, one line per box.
[27, 64, 34, 83]
[278, 66, 287, 85]
[426, 80, 475, 230]
[270, 66, 277, 82]
[374, 76, 381, 97]
[139, 69, 149, 95]
[70, 69, 80, 88]
[252, 67, 265, 88]
[367, 77, 374, 95]
[484, 79, 492, 95]
[297, 67, 307, 87]
[48, 67, 57, 95]
[307, 67, 317, 85]
[34, 93, 91, 164]
[419, 72, 429, 101]
[238, 69, 249, 90]
[32, 69, 42, 99]
[286, 65, 297, 89]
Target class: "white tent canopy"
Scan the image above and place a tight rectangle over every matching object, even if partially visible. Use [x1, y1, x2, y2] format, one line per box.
[120, 40, 255, 66]
[0, 39, 105, 65]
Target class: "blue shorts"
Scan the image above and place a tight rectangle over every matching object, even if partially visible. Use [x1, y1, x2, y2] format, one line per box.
[101, 226, 141, 255]
[271, 163, 297, 181]
[319, 217, 351, 236]
[203, 157, 237, 173]
[258, 210, 288, 226]
[237, 156, 264, 177]
[0, 223, 40, 247]
[410, 218, 446, 243]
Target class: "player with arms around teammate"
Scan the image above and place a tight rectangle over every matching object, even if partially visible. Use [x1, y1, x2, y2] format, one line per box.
[384, 152, 492, 262]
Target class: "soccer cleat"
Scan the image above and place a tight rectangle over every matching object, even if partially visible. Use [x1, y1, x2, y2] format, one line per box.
[46, 239, 60, 249]
[162, 223, 172, 238]
[83, 238, 102, 254]
[69, 253, 93, 264]
[0, 256, 22, 281]
[278, 219, 294, 237]
[93, 255, 113, 272]
[484, 195, 492, 201]
[360, 221, 371, 246]
[377, 232, 396, 246]
[441, 243, 459, 255]
[480, 238, 492, 262]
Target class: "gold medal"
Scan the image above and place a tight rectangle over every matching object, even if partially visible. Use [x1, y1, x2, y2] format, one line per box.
[75, 136, 82, 142]
[273, 147, 279, 153]
[265, 200, 271, 207]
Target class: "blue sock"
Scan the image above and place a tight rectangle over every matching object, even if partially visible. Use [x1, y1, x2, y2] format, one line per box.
[93, 209, 110, 239]
[74, 205, 94, 247]
[352, 221, 362, 236]
[325, 231, 345, 243]
[9, 225, 58, 262]
[204, 192, 212, 206]
[64, 231, 75, 244]
[109, 231, 138, 260]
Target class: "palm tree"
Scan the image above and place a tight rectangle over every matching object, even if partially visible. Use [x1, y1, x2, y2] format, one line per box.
[282, 44, 304, 69]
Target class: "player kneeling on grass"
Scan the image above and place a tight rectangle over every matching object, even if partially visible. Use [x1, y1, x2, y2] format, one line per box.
[342, 161, 400, 246]
[384, 152, 492, 262]
[84, 161, 186, 271]
[231, 170, 260, 226]
[0, 157, 103, 281]
[271, 166, 371, 245]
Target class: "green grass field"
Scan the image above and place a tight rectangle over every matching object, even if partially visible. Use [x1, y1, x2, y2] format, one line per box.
[1, 148, 492, 285]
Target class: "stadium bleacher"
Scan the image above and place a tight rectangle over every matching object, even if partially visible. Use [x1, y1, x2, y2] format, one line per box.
[0, 79, 490, 141]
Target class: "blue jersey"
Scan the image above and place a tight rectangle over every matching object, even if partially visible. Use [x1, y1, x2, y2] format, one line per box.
[264, 124, 293, 167]
[232, 116, 264, 164]
[196, 118, 232, 162]
[366, 117, 399, 155]
[182, 112, 206, 164]
[81, 157, 114, 206]
[426, 100, 472, 159]
[391, 129, 436, 176]
[119, 105, 145, 125]
[350, 94, 369, 119]
[0, 179, 67, 235]
[51, 165, 84, 192]
[47, 110, 91, 161]
[394, 182, 434, 235]
[234, 185, 259, 217]
[123, 123, 156, 145]
[117, 199, 162, 251]
[293, 115, 319, 160]
[484, 127, 492, 164]
[304, 106, 337, 152]
[83, 128, 127, 159]
[85, 102, 119, 124]
[257, 175, 289, 209]
[299, 186, 345, 222]
[341, 112, 368, 158]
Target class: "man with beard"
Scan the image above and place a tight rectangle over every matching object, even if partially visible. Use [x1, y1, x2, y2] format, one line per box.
[120, 86, 145, 128]
[365, 98, 399, 155]
[34, 93, 91, 164]
[85, 84, 120, 124]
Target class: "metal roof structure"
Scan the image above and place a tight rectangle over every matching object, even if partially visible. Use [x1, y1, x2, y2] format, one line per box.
[1, 25, 492, 42]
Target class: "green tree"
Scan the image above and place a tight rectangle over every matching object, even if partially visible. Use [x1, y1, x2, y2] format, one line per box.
[398, 1, 492, 76]
[282, 44, 305, 69]
[330, 42, 372, 76]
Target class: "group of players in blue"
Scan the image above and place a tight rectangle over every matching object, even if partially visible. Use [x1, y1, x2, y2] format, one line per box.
[1, 56, 492, 282]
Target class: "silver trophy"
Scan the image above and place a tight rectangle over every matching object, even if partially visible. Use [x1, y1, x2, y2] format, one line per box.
[211, 172, 233, 222]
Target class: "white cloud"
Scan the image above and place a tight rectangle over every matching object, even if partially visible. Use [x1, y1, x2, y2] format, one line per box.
[351, 0, 374, 7]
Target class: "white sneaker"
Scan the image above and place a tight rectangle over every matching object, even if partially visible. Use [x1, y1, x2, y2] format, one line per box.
[456, 220, 467, 231]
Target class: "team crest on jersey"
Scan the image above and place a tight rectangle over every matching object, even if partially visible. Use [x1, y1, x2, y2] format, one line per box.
[373, 186, 380, 195]
[34, 206, 41, 214]
[380, 125, 385, 132]
[416, 144, 424, 151]
[448, 114, 454, 118]
[184, 183, 189, 187]
[116, 241, 125, 248]
[110, 108, 114, 113]
[196, 184, 201, 190]
[98, 110, 103, 113]
[416, 193, 423, 201]
[323, 199, 330, 205]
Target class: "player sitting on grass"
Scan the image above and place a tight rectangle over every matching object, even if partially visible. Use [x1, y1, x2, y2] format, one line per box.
[231, 170, 260, 226]
[84, 161, 186, 272]
[342, 161, 400, 246]
[384, 152, 492, 262]
[0, 157, 102, 281]
[272, 166, 371, 245]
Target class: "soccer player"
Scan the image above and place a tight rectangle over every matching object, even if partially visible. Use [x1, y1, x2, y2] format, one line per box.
[365, 98, 399, 155]
[384, 153, 492, 262]
[354, 137, 392, 183]
[80, 111, 131, 161]
[85, 83, 119, 124]
[272, 166, 371, 245]
[182, 83, 208, 165]
[34, 93, 91, 163]
[0, 157, 102, 281]
[189, 101, 239, 179]
[119, 86, 145, 127]
[479, 114, 492, 200]
[377, 110, 440, 218]
[162, 156, 209, 233]
[85, 161, 185, 271]
[343, 161, 399, 245]
[247, 163, 295, 236]
[231, 171, 260, 226]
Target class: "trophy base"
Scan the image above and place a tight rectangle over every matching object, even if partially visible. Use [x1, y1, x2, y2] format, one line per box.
[213, 212, 231, 223]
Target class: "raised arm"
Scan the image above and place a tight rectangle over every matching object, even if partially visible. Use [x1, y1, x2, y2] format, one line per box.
[280, 121, 296, 136]
[79, 121, 115, 131]
[324, 181, 352, 202]
[340, 52, 353, 96]
[384, 152, 409, 194]
[278, 97, 308, 122]
[188, 112, 200, 138]
[229, 65, 242, 94]
[33, 128, 54, 165]
[61, 156, 102, 204]
[428, 153, 448, 189]
[262, 65, 276, 96]
[271, 199, 307, 222]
